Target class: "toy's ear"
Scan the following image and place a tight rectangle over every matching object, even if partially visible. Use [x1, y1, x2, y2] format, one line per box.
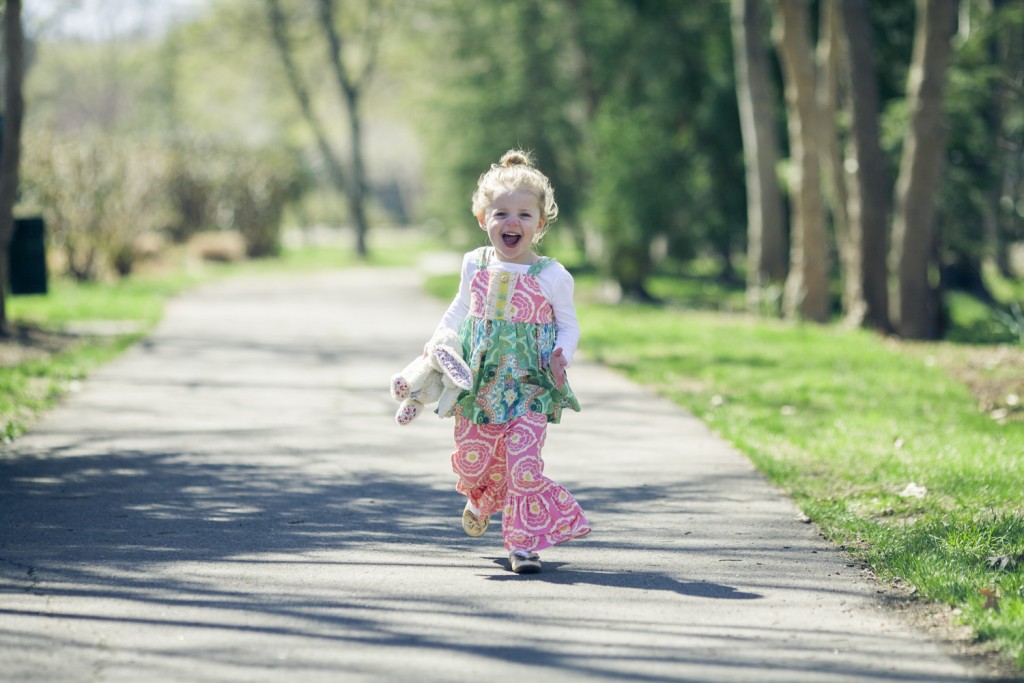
[435, 346, 473, 390]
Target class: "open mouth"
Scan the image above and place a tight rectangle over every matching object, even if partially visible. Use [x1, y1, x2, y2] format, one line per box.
[502, 232, 522, 248]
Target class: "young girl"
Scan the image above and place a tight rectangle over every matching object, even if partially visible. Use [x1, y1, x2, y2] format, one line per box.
[434, 149, 591, 574]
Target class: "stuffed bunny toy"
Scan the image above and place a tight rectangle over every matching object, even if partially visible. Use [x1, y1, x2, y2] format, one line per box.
[390, 328, 473, 425]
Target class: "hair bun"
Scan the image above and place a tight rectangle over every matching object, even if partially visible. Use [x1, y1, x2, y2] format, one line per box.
[500, 149, 533, 168]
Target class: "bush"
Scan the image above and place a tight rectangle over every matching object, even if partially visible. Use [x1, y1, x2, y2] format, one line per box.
[163, 138, 304, 258]
[20, 130, 173, 280]
[19, 131, 307, 277]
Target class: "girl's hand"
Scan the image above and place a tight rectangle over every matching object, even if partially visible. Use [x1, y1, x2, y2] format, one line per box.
[549, 347, 567, 389]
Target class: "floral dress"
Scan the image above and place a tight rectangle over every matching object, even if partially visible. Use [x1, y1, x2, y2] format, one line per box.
[445, 247, 581, 424]
[447, 247, 590, 552]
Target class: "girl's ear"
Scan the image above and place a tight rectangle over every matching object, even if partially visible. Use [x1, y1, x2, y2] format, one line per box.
[477, 213, 486, 229]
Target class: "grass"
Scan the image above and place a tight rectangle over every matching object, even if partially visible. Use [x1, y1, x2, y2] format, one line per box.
[0, 329, 138, 441]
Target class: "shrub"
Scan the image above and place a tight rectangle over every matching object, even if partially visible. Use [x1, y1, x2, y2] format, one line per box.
[20, 130, 173, 280]
[19, 131, 306, 277]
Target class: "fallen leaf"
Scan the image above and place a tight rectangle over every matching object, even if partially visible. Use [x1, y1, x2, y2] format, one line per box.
[979, 587, 1001, 613]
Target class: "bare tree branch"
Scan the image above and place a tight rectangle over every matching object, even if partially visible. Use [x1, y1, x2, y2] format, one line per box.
[264, 0, 347, 193]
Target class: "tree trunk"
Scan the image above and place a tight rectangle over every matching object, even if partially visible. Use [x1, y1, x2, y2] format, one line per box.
[265, 0, 381, 259]
[816, 1, 853, 321]
[344, 86, 369, 257]
[318, 0, 377, 259]
[839, 0, 892, 332]
[890, 0, 957, 340]
[264, 0, 349, 209]
[0, 0, 25, 337]
[732, 0, 787, 313]
[772, 0, 830, 322]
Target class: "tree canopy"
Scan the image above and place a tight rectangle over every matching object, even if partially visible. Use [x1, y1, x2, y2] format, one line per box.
[7, 0, 1023, 340]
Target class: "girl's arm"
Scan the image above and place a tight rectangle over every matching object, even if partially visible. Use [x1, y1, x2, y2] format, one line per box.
[434, 252, 475, 338]
[547, 267, 580, 367]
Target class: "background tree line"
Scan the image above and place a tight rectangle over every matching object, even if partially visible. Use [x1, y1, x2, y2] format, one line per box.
[1, 0, 1022, 341]
[413, 0, 1023, 340]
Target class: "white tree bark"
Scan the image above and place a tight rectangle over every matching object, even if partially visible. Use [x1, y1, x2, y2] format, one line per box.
[890, 0, 957, 339]
[772, 0, 830, 322]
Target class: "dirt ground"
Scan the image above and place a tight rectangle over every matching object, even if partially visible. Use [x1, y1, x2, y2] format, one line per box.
[902, 341, 1024, 424]
[0, 324, 80, 367]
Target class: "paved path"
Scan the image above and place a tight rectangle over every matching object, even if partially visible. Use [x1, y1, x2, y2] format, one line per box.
[0, 266, 998, 682]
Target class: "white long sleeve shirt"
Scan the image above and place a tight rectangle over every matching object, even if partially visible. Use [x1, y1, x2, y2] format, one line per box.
[435, 250, 580, 366]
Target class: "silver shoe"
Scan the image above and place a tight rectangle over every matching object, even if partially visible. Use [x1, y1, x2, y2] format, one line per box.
[509, 550, 542, 574]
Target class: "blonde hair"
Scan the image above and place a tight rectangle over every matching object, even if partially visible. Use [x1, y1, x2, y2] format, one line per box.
[471, 149, 558, 241]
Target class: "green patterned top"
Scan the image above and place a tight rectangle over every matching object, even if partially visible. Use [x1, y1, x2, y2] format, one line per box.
[446, 248, 580, 425]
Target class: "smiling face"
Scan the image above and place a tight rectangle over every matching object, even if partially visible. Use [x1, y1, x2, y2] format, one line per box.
[478, 189, 544, 264]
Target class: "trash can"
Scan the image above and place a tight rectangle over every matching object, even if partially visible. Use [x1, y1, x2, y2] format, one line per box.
[8, 216, 48, 295]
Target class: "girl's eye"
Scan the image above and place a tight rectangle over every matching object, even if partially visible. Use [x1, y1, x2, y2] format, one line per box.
[494, 211, 507, 218]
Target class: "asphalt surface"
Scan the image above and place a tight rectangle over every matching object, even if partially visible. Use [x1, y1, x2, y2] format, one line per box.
[0, 265, 1001, 682]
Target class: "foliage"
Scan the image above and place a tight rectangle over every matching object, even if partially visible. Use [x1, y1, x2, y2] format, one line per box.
[406, 1, 585, 243]
[19, 130, 173, 280]
[410, 1, 743, 297]
[18, 128, 303, 278]
[18, 0, 314, 276]
[18, 0, 1023, 323]
[940, 2, 1024, 287]
[163, 138, 307, 257]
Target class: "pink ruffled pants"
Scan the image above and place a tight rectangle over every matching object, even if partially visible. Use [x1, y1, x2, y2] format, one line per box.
[451, 411, 591, 552]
